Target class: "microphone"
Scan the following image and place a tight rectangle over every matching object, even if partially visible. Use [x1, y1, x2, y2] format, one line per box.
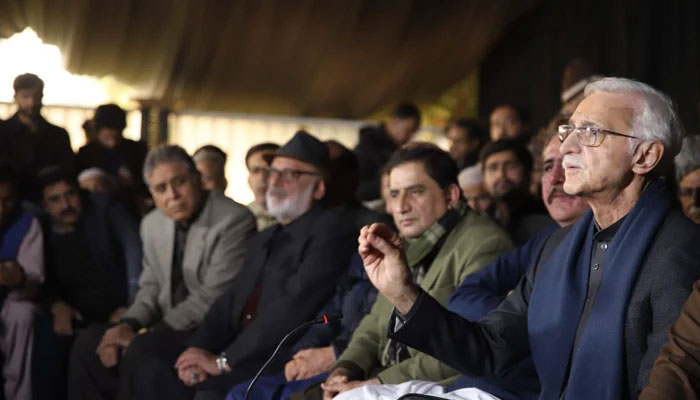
[244, 312, 343, 400]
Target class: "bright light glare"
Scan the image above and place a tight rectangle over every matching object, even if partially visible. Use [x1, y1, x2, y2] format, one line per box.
[0, 28, 136, 108]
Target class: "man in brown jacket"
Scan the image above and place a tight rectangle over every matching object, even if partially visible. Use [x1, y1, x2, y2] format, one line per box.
[640, 279, 700, 400]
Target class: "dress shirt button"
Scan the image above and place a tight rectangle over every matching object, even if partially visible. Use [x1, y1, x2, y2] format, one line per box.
[601, 243, 608, 250]
[245, 313, 252, 320]
[593, 264, 600, 270]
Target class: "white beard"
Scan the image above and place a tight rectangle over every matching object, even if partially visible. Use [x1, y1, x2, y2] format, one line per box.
[266, 182, 315, 223]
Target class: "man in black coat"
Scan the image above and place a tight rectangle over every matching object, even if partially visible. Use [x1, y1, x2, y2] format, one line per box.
[122, 131, 358, 400]
[0, 73, 75, 199]
[356, 78, 700, 400]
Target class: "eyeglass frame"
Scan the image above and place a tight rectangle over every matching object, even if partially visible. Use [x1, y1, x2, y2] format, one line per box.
[265, 166, 321, 183]
[558, 124, 639, 147]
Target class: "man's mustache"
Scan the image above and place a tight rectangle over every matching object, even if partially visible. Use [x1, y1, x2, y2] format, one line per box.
[60, 207, 78, 217]
[547, 185, 573, 204]
[267, 188, 288, 198]
[562, 155, 584, 169]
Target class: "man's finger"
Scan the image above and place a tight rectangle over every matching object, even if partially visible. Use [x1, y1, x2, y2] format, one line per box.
[368, 223, 399, 243]
[367, 232, 400, 258]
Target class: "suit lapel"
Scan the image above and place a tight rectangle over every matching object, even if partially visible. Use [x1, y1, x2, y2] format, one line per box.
[183, 226, 206, 281]
[419, 251, 443, 290]
[161, 216, 175, 297]
[182, 194, 213, 283]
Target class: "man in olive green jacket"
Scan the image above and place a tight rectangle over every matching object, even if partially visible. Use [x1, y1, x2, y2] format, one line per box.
[313, 143, 513, 400]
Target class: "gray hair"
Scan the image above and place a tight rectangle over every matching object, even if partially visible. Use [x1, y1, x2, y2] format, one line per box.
[143, 145, 198, 187]
[193, 145, 227, 170]
[675, 135, 700, 184]
[584, 77, 684, 172]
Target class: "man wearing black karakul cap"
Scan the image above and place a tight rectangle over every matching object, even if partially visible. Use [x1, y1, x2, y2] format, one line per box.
[119, 130, 359, 400]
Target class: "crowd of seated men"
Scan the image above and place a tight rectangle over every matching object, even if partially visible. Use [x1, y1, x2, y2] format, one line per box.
[0, 67, 698, 400]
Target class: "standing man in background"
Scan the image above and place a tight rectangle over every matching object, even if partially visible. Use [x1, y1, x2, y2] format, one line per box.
[0, 73, 75, 198]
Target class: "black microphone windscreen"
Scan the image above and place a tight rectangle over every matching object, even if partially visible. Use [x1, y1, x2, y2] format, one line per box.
[324, 312, 343, 323]
[313, 312, 343, 324]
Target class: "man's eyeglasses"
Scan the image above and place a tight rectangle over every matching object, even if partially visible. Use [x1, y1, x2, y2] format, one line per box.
[558, 124, 639, 147]
[265, 167, 320, 182]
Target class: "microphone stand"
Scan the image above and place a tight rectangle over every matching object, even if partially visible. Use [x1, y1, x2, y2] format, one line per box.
[244, 313, 342, 400]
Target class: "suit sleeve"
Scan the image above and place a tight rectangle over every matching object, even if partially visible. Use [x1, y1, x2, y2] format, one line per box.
[221, 224, 356, 368]
[390, 260, 535, 379]
[639, 280, 700, 400]
[122, 220, 164, 328]
[164, 211, 256, 331]
[376, 232, 513, 384]
[186, 281, 241, 352]
[447, 229, 550, 321]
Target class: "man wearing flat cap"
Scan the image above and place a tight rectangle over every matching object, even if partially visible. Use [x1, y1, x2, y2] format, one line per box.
[122, 130, 358, 400]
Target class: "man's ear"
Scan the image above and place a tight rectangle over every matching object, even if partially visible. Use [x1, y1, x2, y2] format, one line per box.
[631, 141, 665, 176]
[446, 184, 461, 209]
[312, 179, 326, 200]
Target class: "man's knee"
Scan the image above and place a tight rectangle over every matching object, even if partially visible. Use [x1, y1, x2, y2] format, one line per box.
[71, 324, 108, 361]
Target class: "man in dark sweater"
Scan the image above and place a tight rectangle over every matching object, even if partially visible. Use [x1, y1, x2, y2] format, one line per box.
[38, 167, 142, 329]
[32, 167, 142, 400]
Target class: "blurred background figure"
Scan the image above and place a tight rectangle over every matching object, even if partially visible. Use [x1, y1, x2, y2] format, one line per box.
[77, 168, 116, 193]
[527, 114, 571, 199]
[325, 140, 392, 231]
[245, 142, 280, 231]
[76, 103, 149, 215]
[0, 73, 75, 199]
[675, 135, 700, 224]
[447, 118, 486, 170]
[0, 164, 44, 400]
[559, 58, 603, 115]
[489, 105, 527, 142]
[458, 165, 492, 213]
[355, 102, 421, 206]
[193, 145, 228, 193]
[480, 139, 552, 244]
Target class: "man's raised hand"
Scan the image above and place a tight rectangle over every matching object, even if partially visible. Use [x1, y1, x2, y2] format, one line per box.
[358, 223, 418, 314]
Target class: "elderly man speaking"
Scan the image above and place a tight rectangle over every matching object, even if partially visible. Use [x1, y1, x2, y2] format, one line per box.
[358, 77, 700, 400]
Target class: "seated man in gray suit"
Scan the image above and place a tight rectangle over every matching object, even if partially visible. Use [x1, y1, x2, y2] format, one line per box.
[122, 130, 358, 400]
[67, 145, 257, 400]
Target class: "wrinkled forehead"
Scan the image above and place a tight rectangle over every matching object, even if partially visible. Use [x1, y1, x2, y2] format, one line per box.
[571, 92, 639, 129]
